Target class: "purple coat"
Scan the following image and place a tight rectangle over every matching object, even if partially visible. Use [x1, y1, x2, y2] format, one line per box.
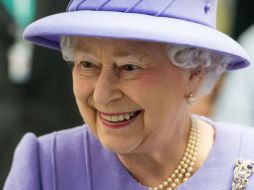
[4, 118, 254, 190]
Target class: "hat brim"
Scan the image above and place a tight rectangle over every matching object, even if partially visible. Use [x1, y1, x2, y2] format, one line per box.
[24, 10, 250, 70]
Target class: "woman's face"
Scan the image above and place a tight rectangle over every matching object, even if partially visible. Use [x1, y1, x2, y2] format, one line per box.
[72, 37, 195, 154]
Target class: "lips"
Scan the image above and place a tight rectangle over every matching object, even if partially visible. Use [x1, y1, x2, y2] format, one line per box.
[99, 110, 141, 128]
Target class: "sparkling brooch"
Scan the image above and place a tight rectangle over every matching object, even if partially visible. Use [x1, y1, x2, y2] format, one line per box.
[232, 158, 254, 190]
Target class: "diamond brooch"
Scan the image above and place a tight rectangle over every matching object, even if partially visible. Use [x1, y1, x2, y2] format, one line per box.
[232, 158, 254, 190]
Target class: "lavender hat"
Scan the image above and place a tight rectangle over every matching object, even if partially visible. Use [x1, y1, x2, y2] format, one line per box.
[24, 0, 250, 70]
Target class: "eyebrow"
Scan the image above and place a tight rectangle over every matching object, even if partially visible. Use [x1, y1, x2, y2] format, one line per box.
[114, 52, 149, 61]
[75, 49, 148, 60]
[114, 53, 153, 68]
[74, 50, 98, 59]
[74, 43, 155, 65]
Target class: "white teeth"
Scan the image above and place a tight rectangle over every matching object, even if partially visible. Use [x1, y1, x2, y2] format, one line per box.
[106, 115, 112, 121]
[124, 114, 131, 120]
[112, 115, 118, 122]
[118, 115, 125, 121]
[101, 111, 138, 122]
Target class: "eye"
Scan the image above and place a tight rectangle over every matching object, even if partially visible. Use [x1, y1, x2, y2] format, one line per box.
[117, 63, 143, 80]
[75, 60, 100, 77]
[76, 60, 100, 71]
[120, 64, 140, 71]
[79, 61, 97, 68]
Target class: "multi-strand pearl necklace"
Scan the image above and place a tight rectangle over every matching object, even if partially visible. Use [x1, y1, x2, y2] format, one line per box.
[147, 118, 200, 190]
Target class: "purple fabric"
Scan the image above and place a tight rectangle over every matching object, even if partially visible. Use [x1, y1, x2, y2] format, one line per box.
[23, 0, 250, 70]
[67, 0, 217, 27]
[4, 118, 254, 190]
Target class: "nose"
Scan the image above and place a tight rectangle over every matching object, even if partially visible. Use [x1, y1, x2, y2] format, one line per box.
[93, 68, 123, 106]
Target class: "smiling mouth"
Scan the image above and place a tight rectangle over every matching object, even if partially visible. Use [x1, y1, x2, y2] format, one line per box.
[100, 110, 142, 123]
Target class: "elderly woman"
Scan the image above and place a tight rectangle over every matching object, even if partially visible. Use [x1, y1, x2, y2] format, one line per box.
[4, 0, 254, 190]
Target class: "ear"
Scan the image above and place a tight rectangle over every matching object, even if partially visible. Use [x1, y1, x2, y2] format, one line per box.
[187, 65, 205, 95]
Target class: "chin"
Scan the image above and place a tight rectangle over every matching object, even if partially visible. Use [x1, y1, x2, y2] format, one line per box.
[98, 133, 144, 154]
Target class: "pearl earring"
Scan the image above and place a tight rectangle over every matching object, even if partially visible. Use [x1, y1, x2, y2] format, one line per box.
[186, 93, 196, 105]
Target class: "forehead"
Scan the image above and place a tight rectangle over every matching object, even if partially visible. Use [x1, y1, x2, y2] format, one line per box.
[74, 37, 166, 57]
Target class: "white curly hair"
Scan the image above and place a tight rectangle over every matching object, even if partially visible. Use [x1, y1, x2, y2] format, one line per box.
[60, 36, 232, 95]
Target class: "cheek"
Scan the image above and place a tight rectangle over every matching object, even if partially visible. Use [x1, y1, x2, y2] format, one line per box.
[72, 67, 95, 101]
[124, 68, 186, 102]
[72, 74, 96, 124]
[122, 68, 186, 125]
[73, 77, 89, 106]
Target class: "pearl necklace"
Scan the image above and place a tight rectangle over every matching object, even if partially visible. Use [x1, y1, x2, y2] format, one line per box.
[147, 118, 200, 190]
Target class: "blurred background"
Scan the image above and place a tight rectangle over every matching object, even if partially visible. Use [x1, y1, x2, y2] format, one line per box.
[0, 0, 253, 188]
[0, 0, 82, 187]
[190, 0, 254, 124]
